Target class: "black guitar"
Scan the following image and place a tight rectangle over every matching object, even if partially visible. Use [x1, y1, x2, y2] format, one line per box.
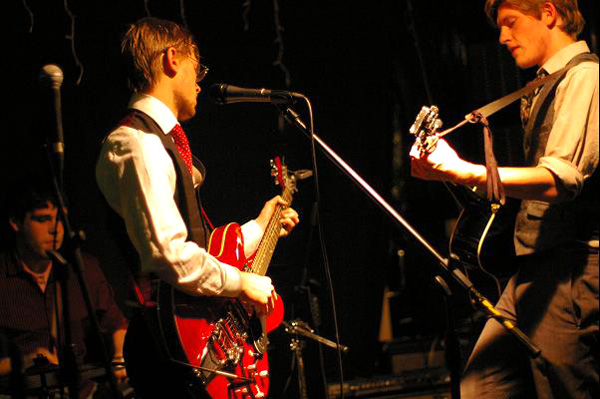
[410, 106, 517, 298]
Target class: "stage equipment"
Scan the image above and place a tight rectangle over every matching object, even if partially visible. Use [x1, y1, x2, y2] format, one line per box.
[283, 319, 349, 399]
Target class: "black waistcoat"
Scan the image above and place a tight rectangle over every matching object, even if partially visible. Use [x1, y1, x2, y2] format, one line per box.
[120, 110, 210, 249]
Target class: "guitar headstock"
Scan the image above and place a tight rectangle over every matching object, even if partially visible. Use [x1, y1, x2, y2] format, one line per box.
[270, 157, 312, 196]
[410, 105, 444, 154]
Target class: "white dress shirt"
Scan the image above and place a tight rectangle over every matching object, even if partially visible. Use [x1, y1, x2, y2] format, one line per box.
[96, 94, 264, 297]
[534, 41, 599, 200]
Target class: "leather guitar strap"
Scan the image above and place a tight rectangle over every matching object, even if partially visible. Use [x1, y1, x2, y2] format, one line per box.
[468, 68, 562, 120]
[460, 68, 565, 204]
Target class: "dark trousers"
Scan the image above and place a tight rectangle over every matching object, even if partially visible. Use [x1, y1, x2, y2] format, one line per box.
[461, 247, 599, 399]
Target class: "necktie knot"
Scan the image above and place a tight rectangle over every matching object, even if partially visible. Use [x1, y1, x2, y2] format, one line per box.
[520, 69, 548, 129]
[170, 124, 193, 175]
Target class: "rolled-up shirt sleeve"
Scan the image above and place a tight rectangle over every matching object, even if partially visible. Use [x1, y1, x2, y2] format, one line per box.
[538, 61, 599, 201]
[96, 126, 247, 297]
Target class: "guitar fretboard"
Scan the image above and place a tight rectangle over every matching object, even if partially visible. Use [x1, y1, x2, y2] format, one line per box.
[251, 185, 293, 276]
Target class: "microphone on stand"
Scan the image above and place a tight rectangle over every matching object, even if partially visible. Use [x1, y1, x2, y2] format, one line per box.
[39, 64, 65, 182]
[208, 83, 303, 105]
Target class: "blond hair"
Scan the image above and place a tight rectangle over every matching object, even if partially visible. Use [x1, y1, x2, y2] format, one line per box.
[484, 0, 585, 38]
[121, 17, 199, 92]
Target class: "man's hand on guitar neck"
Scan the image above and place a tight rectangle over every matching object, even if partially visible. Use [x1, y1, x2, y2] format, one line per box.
[410, 138, 562, 201]
[255, 195, 300, 237]
[410, 138, 484, 186]
[239, 272, 278, 315]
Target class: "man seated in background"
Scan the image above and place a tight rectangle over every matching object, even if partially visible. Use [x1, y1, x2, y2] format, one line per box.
[0, 179, 128, 398]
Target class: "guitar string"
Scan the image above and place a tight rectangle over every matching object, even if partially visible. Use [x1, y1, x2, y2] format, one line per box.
[255, 188, 292, 275]
[253, 207, 282, 275]
[252, 186, 292, 276]
[257, 189, 290, 275]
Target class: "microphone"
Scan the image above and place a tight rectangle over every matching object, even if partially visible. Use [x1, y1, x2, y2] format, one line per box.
[39, 64, 65, 168]
[208, 83, 303, 105]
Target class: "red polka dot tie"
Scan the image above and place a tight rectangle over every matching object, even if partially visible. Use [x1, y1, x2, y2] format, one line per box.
[170, 124, 193, 175]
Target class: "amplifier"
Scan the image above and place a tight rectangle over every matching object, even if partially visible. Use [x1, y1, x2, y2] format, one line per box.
[327, 368, 449, 398]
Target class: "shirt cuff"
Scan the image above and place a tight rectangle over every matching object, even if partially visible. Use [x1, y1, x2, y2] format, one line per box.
[538, 156, 584, 200]
[241, 219, 264, 257]
[218, 263, 243, 297]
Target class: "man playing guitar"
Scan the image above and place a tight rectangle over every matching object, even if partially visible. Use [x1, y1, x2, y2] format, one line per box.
[95, 17, 299, 398]
[410, 1, 598, 398]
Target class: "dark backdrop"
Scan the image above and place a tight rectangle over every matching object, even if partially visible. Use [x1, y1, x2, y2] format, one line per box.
[3, 1, 598, 398]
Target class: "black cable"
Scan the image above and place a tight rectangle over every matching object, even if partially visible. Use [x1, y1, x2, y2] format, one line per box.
[299, 95, 345, 399]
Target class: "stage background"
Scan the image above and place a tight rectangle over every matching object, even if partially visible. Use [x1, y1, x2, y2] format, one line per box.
[3, 1, 598, 397]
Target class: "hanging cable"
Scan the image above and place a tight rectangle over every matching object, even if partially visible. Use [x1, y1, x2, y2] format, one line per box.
[143, 0, 151, 17]
[272, 0, 291, 87]
[242, 0, 252, 31]
[21, 0, 34, 33]
[179, 0, 189, 29]
[300, 96, 346, 399]
[63, 0, 84, 85]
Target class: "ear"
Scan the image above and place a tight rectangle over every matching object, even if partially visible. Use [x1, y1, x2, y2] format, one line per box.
[162, 46, 183, 79]
[540, 2, 559, 29]
[9, 217, 20, 233]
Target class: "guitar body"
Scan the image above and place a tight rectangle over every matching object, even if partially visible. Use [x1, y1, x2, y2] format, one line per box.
[125, 158, 303, 399]
[205, 223, 285, 332]
[447, 182, 498, 271]
[156, 223, 284, 399]
[446, 182, 518, 299]
[410, 106, 517, 299]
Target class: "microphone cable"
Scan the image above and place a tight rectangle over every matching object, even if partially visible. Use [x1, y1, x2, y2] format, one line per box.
[297, 95, 346, 399]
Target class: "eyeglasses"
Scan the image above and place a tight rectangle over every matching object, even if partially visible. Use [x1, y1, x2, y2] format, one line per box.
[195, 63, 209, 83]
[160, 46, 209, 83]
[186, 55, 208, 83]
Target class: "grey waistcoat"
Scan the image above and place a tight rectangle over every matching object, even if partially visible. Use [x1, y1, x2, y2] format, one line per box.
[514, 52, 599, 256]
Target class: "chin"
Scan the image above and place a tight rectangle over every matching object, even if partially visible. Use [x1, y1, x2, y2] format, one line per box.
[514, 56, 537, 70]
[181, 107, 197, 121]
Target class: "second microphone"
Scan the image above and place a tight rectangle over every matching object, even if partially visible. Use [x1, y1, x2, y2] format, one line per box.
[208, 83, 303, 105]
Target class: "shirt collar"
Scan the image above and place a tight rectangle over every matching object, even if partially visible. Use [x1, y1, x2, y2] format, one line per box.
[540, 41, 590, 75]
[128, 93, 178, 135]
[2, 251, 39, 278]
[1, 251, 21, 277]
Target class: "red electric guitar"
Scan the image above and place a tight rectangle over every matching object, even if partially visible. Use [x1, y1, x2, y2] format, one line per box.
[156, 158, 309, 399]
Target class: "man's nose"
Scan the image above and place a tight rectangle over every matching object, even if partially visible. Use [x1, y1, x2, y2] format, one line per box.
[49, 220, 60, 234]
[498, 27, 510, 45]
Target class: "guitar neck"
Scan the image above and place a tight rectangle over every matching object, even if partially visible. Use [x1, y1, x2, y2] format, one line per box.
[251, 187, 293, 276]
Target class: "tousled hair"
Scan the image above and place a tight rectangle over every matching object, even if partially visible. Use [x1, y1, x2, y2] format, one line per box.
[121, 17, 199, 92]
[484, 0, 585, 38]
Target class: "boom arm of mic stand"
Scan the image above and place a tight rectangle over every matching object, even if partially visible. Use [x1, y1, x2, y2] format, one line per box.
[279, 106, 541, 359]
[282, 320, 349, 352]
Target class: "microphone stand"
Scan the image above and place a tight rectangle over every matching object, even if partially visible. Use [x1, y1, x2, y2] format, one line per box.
[40, 68, 122, 398]
[434, 276, 461, 399]
[282, 320, 349, 399]
[44, 148, 123, 399]
[275, 103, 540, 374]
